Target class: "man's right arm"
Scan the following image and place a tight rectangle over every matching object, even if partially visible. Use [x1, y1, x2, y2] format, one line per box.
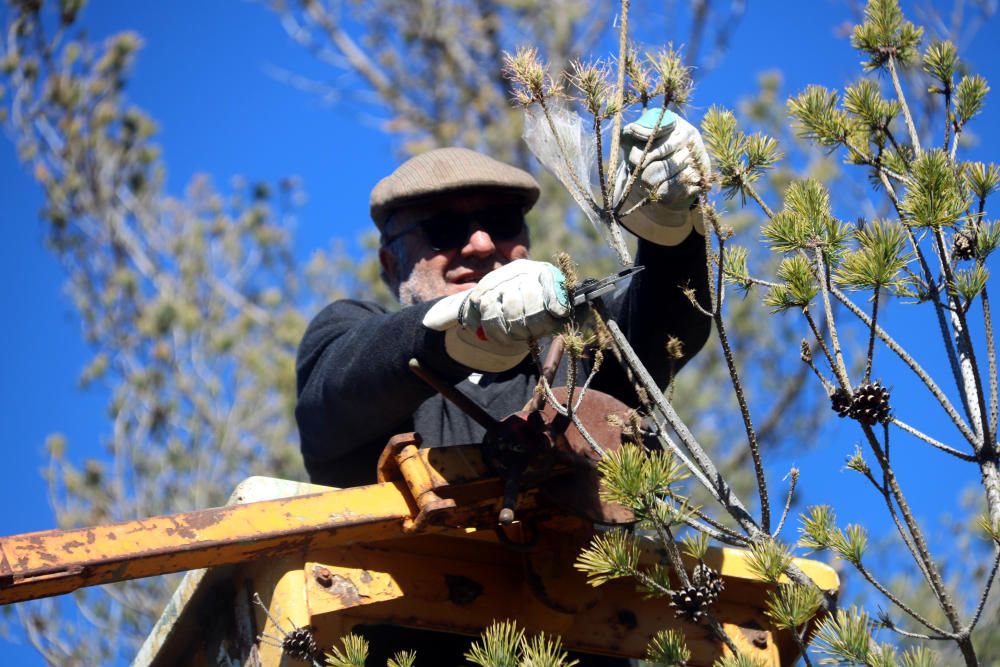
[295, 299, 470, 477]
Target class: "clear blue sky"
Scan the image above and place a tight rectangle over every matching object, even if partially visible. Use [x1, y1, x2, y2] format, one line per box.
[1, 1, 998, 664]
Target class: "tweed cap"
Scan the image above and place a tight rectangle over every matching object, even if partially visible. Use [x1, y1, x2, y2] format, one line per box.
[370, 147, 540, 227]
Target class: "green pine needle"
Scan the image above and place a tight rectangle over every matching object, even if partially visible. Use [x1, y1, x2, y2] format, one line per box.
[843, 79, 899, 132]
[812, 607, 876, 664]
[712, 654, 769, 667]
[837, 524, 869, 565]
[597, 444, 688, 512]
[680, 532, 710, 561]
[465, 620, 524, 667]
[955, 74, 989, 124]
[835, 219, 910, 290]
[899, 646, 939, 667]
[745, 539, 793, 584]
[519, 632, 579, 667]
[387, 650, 417, 667]
[645, 628, 691, 666]
[963, 161, 1000, 200]
[949, 265, 989, 302]
[325, 634, 369, 667]
[764, 583, 825, 630]
[721, 244, 753, 293]
[798, 505, 838, 552]
[977, 514, 1000, 543]
[763, 180, 849, 260]
[975, 220, 1000, 258]
[637, 563, 674, 598]
[763, 255, 817, 312]
[574, 529, 641, 586]
[851, 0, 924, 70]
[787, 86, 850, 146]
[923, 40, 958, 90]
[900, 149, 968, 228]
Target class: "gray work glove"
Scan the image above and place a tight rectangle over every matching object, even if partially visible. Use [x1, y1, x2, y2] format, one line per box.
[613, 108, 710, 246]
[422, 259, 571, 372]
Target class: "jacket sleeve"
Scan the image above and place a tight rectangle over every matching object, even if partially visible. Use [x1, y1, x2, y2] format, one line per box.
[294, 299, 471, 477]
[592, 231, 711, 402]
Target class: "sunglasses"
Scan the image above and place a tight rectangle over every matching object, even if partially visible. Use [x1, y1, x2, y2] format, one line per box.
[382, 205, 527, 251]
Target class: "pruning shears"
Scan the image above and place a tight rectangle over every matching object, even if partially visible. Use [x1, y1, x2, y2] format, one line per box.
[572, 266, 645, 307]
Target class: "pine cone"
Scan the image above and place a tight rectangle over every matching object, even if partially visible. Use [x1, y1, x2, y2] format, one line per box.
[849, 381, 891, 426]
[830, 388, 852, 418]
[691, 562, 724, 604]
[282, 626, 321, 662]
[953, 228, 978, 261]
[670, 586, 710, 623]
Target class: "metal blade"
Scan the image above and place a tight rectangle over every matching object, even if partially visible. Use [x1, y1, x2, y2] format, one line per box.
[572, 265, 645, 306]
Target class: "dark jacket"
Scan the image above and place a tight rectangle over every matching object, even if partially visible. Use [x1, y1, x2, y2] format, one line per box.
[296, 234, 710, 487]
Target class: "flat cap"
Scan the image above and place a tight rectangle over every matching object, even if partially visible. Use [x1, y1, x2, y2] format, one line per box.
[370, 147, 540, 227]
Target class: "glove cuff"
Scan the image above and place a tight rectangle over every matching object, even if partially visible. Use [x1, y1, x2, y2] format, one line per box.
[620, 204, 705, 247]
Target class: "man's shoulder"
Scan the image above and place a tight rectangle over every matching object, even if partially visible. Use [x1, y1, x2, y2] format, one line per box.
[309, 298, 394, 324]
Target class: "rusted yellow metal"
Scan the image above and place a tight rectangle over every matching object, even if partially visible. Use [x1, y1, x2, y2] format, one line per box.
[0, 480, 416, 604]
[1, 437, 839, 666]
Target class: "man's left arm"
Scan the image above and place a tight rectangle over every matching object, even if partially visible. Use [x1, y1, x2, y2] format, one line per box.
[596, 112, 713, 394]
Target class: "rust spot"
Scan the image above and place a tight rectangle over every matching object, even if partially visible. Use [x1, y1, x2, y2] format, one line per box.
[181, 507, 229, 530]
[86, 531, 95, 545]
[616, 609, 637, 630]
[739, 622, 769, 649]
[313, 566, 333, 587]
[62, 540, 85, 554]
[445, 574, 483, 606]
[164, 517, 196, 540]
[105, 531, 117, 540]
[327, 574, 363, 606]
[38, 552, 58, 563]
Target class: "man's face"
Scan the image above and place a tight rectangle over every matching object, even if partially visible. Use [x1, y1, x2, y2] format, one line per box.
[379, 191, 530, 305]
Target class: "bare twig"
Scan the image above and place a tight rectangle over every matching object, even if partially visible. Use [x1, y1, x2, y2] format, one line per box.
[605, 0, 629, 180]
[890, 418, 976, 461]
[773, 469, 798, 537]
[888, 55, 922, 154]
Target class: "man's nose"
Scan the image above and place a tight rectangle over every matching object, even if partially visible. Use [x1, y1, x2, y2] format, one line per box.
[461, 224, 497, 257]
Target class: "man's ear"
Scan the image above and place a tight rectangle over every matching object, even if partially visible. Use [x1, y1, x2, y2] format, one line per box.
[379, 245, 399, 293]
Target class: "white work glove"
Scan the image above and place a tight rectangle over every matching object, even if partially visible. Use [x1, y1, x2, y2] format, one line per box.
[613, 108, 710, 246]
[422, 259, 571, 372]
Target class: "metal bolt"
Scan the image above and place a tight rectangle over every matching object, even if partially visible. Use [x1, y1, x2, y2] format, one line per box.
[313, 566, 333, 588]
[751, 630, 768, 649]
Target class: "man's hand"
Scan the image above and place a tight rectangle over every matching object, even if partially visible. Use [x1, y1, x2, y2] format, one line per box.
[614, 109, 711, 246]
[423, 259, 570, 372]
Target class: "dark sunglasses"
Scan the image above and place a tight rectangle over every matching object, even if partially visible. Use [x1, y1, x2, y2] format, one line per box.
[382, 205, 527, 251]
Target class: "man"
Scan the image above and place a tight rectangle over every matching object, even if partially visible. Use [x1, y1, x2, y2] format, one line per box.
[294, 113, 711, 664]
[296, 111, 711, 490]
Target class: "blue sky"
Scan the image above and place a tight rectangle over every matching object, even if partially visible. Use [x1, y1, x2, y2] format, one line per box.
[1, 1, 999, 664]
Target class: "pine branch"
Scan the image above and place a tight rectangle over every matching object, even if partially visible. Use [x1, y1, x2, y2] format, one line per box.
[890, 418, 976, 461]
[852, 561, 953, 637]
[773, 469, 799, 538]
[888, 54, 922, 154]
[831, 285, 978, 446]
[965, 544, 1000, 633]
[706, 219, 770, 532]
[814, 248, 851, 388]
[605, 0, 629, 180]
[862, 424, 964, 634]
[804, 307, 848, 390]
[984, 287, 999, 446]
[613, 99, 670, 213]
[933, 228, 990, 449]
[863, 286, 880, 383]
